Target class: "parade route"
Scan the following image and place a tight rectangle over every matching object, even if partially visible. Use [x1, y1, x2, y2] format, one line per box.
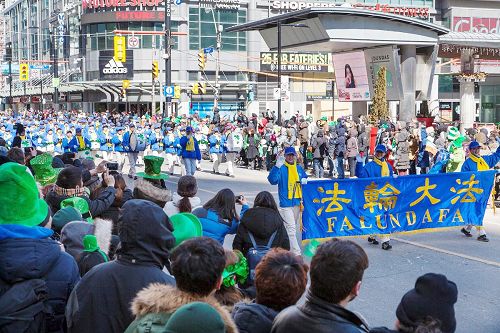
[145, 160, 500, 333]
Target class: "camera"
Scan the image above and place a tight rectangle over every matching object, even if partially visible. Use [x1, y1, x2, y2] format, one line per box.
[235, 195, 243, 203]
[107, 162, 119, 171]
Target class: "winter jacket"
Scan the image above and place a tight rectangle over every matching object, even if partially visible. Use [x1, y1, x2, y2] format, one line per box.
[232, 301, 279, 333]
[163, 192, 202, 217]
[68, 135, 91, 152]
[271, 291, 369, 333]
[149, 132, 164, 151]
[45, 186, 116, 217]
[96, 188, 134, 233]
[112, 134, 124, 152]
[60, 218, 112, 262]
[0, 225, 80, 333]
[311, 135, 327, 159]
[358, 159, 394, 178]
[298, 122, 309, 144]
[335, 126, 347, 157]
[346, 136, 359, 158]
[162, 134, 177, 154]
[268, 164, 307, 208]
[192, 205, 249, 244]
[179, 135, 202, 160]
[125, 284, 238, 333]
[357, 129, 369, 156]
[209, 134, 224, 154]
[66, 200, 176, 333]
[232, 207, 290, 256]
[133, 178, 172, 207]
[461, 145, 500, 172]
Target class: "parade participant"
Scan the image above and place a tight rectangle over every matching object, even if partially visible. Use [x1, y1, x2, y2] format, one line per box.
[209, 128, 224, 174]
[12, 123, 33, 149]
[223, 124, 242, 178]
[163, 127, 177, 175]
[179, 126, 201, 176]
[54, 127, 65, 154]
[459, 140, 500, 242]
[112, 127, 125, 169]
[86, 127, 101, 159]
[149, 123, 165, 157]
[41, 128, 56, 154]
[268, 147, 307, 255]
[62, 130, 74, 153]
[99, 124, 114, 161]
[358, 144, 394, 250]
[244, 127, 260, 170]
[122, 123, 141, 179]
[68, 127, 91, 154]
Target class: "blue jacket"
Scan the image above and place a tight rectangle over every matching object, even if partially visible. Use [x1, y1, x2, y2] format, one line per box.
[179, 135, 202, 160]
[358, 159, 394, 178]
[99, 131, 114, 151]
[208, 134, 224, 154]
[68, 135, 91, 152]
[54, 134, 64, 153]
[192, 205, 249, 244]
[163, 135, 177, 154]
[268, 164, 307, 208]
[122, 131, 146, 152]
[149, 132, 164, 151]
[461, 145, 500, 172]
[62, 137, 73, 152]
[112, 134, 124, 152]
[0, 225, 80, 333]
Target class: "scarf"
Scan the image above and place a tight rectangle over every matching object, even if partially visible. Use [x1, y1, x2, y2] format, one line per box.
[469, 154, 489, 171]
[285, 162, 302, 199]
[77, 135, 85, 150]
[373, 157, 390, 177]
[186, 136, 195, 151]
[53, 184, 87, 198]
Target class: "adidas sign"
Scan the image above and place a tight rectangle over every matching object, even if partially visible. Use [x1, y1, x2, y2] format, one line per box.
[103, 58, 127, 74]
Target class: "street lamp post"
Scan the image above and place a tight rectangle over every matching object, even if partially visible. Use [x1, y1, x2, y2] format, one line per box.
[164, 0, 172, 118]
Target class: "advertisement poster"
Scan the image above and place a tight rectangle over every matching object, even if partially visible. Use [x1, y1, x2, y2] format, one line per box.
[99, 50, 133, 80]
[260, 52, 332, 73]
[364, 46, 403, 101]
[332, 51, 371, 102]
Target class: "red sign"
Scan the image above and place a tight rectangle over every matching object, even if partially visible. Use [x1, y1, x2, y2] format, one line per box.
[354, 3, 429, 19]
[82, 0, 162, 10]
[114, 11, 164, 21]
[452, 16, 500, 34]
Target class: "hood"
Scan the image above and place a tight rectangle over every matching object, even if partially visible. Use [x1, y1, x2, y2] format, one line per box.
[134, 178, 172, 204]
[60, 218, 112, 259]
[241, 207, 282, 239]
[232, 301, 278, 327]
[337, 127, 346, 136]
[131, 283, 238, 333]
[117, 199, 175, 268]
[0, 236, 63, 283]
[171, 192, 202, 209]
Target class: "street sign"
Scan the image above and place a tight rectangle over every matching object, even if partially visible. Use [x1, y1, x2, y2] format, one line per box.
[203, 47, 214, 54]
[29, 64, 50, 70]
[164, 85, 175, 97]
[128, 36, 140, 49]
[19, 63, 29, 81]
[52, 78, 60, 88]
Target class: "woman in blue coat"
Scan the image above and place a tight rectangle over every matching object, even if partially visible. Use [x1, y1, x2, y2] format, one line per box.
[192, 188, 249, 244]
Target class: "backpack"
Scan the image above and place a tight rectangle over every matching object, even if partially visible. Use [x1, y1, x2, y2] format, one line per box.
[246, 230, 277, 281]
[0, 278, 53, 333]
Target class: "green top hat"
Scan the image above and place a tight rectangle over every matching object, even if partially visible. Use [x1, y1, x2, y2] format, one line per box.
[61, 197, 93, 222]
[136, 156, 169, 180]
[170, 213, 203, 247]
[0, 163, 49, 227]
[30, 153, 62, 186]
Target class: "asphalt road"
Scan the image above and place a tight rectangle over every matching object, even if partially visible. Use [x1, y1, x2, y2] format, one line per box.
[127, 159, 500, 333]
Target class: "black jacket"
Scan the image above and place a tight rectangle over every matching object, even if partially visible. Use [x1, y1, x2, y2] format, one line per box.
[66, 200, 176, 333]
[271, 291, 370, 333]
[232, 207, 290, 256]
[96, 188, 134, 234]
[232, 301, 278, 333]
[45, 186, 116, 217]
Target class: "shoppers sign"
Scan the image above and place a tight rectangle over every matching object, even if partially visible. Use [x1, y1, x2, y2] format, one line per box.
[452, 16, 500, 34]
[260, 52, 331, 73]
[99, 51, 133, 80]
[270, 1, 430, 19]
[364, 46, 402, 101]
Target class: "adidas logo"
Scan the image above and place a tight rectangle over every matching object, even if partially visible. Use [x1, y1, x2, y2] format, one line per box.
[103, 58, 127, 74]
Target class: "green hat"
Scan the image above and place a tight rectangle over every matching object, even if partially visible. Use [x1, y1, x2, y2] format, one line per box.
[136, 156, 169, 180]
[164, 302, 225, 333]
[83, 235, 109, 262]
[61, 197, 92, 222]
[30, 153, 61, 186]
[170, 213, 203, 247]
[0, 163, 49, 226]
[447, 127, 460, 141]
[451, 135, 466, 149]
[321, 116, 327, 121]
[52, 206, 83, 232]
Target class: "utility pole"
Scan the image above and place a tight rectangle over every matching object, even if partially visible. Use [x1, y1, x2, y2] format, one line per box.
[164, 0, 172, 118]
[214, 24, 222, 110]
[277, 20, 282, 125]
[6, 42, 12, 112]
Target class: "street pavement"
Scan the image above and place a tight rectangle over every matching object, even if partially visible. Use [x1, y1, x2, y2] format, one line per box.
[127, 160, 500, 333]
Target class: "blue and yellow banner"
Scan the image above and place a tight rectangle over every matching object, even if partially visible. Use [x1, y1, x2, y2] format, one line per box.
[301, 171, 496, 240]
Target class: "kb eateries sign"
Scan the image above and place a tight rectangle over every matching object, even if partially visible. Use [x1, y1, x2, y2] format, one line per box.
[260, 52, 331, 73]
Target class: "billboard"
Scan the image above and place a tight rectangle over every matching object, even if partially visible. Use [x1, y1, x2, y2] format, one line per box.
[332, 51, 370, 102]
[99, 50, 133, 80]
[260, 52, 331, 73]
[364, 46, 402, 101]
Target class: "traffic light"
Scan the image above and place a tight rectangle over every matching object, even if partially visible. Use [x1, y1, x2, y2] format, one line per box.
[120, 87, 127, 101]
[122, 79, 130, 89]
[114, 36, 126, 62]
[152, 61, 159, 80]
[192, 83, 199, 95]
[174, 85, 181, 99]
[198, 51, 206, 71]
[19, 63, 29, 81]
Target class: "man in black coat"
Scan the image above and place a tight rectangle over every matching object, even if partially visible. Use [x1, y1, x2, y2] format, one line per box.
[271, 239, 370, 333]
[66, 199, 176, 333]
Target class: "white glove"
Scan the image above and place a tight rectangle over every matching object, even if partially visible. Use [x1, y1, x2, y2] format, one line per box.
[301, 178, 308, 185]
[275, 156, 285, 168]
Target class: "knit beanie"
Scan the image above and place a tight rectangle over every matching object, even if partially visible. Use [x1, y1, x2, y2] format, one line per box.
[164, 302, 225, 333]
[396, 273, 457, 333]
[177, 175, 198, 197]
[52, 207, 83, 233]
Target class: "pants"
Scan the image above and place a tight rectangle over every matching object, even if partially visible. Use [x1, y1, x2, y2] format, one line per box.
[300, 142, 308, 169]
[225, 152, 236, 176]
[279, 206, 302, 255]
[336, 156, 345, 179]
[124, 152, 139, 176]
[409, 160, 417, 175]
[348, 157, 357, 178]
[313, 158, 324, 178]
[211, 153, 222, 173]
[465, 225, 486, 236]
[184, 158, 197, 176]
[328, 155, 336, 177]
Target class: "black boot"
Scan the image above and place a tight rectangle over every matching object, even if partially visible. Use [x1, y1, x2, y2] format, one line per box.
[381, 241, 392, 250]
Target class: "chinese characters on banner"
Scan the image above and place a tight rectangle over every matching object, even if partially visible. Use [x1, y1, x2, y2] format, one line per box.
[301, 171, 496, 240]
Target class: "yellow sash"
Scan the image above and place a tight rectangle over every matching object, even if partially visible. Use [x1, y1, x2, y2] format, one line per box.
[77, 136, 85, 150]
[285, 162, 302, 199]
[373, 157, 390, 177]
[186, 136, 195, 152]
[469, 154, 489, 171]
